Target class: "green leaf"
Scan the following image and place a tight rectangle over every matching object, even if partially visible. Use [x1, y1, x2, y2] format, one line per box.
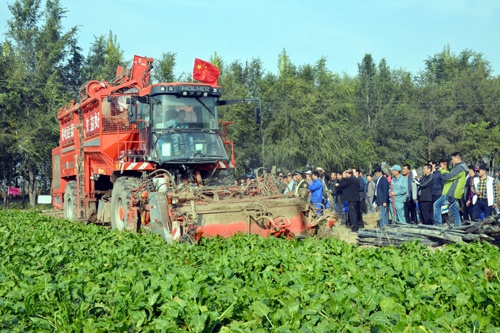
[456, 292, 470, 307]
[250, 301, 270, 318]
[218, 303, 235, 320]
[189, 313, 208, 332]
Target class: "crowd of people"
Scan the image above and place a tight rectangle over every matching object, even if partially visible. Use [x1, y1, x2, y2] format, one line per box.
[275, 152, 499, 232]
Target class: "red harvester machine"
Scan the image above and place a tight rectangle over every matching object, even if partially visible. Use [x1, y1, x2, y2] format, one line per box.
[51, 56, 334, 243]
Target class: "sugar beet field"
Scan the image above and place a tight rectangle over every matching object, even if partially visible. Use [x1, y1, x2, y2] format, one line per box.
[0, 210, 499, 332]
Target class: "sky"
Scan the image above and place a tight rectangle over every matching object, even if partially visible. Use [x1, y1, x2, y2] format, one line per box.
[1, 0, 499, 78]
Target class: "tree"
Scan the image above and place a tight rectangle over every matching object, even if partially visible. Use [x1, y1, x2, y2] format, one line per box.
[462, 121, 500, 169]
[356, 54, 377, 130]
[5, 0, 80, 206]
[419, 46, 497, 161]
[217, 59, 261, 176]
[151, 52, 177, 83]
[0, 41, 19, 205]
[81, 31, 125, 83]
[277, 49, 296, 78]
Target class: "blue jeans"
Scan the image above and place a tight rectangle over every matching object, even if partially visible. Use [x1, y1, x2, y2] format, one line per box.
[334, 199, 341, 213]
[378, 205, 389, 228]
[433, 195, 461, 227]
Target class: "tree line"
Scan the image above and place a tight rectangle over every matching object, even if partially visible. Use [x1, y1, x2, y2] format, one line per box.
[1, 0, 500, 206]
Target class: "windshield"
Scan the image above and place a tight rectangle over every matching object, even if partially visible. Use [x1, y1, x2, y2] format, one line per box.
[153, 131, 229, 163]
[151, 95, 218, 130]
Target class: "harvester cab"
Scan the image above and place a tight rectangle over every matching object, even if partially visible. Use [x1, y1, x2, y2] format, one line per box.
[128, 83, 233, 185]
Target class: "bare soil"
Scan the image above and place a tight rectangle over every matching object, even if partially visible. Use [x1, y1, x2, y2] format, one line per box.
[40, 208, 64, 219]
[327, 211, 379, 244]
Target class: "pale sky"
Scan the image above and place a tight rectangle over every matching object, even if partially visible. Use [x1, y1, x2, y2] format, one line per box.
[1, 0, 499, 77]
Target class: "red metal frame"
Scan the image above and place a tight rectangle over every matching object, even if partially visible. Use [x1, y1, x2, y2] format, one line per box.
[52, 56, 154, 217]
[219, 120, 235, 167]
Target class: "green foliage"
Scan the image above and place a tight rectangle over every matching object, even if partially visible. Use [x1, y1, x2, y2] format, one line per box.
[462, 121, 500, 164]
[1, 210, 499, 331]
[3, 0, 81, 204]
[81, 31, 125, 83]
[151, 52, 177, 83]
[214, 45, 500, 173]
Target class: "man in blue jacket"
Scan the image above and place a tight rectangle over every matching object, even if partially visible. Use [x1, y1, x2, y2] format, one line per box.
[389, 164, 408, 224]
[373, 167, 390, 228]
[308, 170, 324, 215]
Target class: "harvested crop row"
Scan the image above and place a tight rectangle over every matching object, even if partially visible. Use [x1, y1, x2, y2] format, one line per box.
[0, 210, 499, 332]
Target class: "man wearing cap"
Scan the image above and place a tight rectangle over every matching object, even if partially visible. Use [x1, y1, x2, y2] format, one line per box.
[305, 170, 313, 184]
[389, 164, 407, 224]
[472, 164, 498, 220]
[294, 172, 309, 201]
[433, 152, 468, 227]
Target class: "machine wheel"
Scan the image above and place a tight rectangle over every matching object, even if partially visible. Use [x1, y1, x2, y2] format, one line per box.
[110, 177, 140, 232]
[179, 234, 196, 245]
[63, 181, 78, 221]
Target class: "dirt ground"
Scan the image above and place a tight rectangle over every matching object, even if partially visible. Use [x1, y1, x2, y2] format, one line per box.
[40, 208, 64, 219]
[327, 211, 379, 244]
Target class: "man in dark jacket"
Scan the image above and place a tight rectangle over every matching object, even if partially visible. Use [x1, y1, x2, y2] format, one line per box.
[428, 160, 444, 204]
[402, 164, 418, 224]
[336, 170, 361, 232]
[373, 167, 390, 228]
[328, 172, 339, 213]
[417, 164, 434, 225]
[463, 165, 476, 221]
[354, 168, 367, 214]
[353, 168, 366, 228]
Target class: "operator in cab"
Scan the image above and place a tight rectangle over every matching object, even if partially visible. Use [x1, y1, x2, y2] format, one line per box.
[165, 110, 188, 128]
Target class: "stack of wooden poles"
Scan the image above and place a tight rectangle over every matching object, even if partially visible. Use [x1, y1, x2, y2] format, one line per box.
[357, 216, 500, 247]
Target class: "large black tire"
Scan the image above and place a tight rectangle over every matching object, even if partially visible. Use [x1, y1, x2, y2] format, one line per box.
[110, 177, 140, 232]
[63, 181, 78, 221]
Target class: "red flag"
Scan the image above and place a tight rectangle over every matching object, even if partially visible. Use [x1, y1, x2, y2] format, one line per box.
[192, 58, 220, 85]
[8, 186, 20, 196]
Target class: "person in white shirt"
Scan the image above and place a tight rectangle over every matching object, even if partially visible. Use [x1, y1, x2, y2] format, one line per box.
[472, 164, 498, 220]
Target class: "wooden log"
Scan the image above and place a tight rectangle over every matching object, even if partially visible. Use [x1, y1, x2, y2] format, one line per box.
[356, 221, 500, 247]
[381, 227, 464, 243]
